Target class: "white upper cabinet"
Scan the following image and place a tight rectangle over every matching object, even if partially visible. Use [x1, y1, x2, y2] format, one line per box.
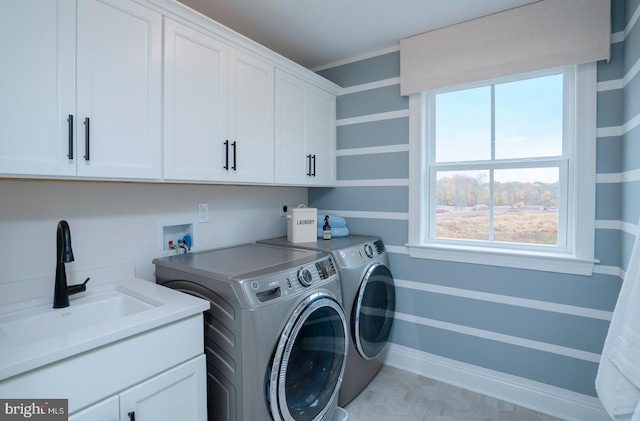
[275, 69, 336, 186]
[164, 18, 274, 183]
[0, 0, 162, 180]
[308, 87, 337, 186]
[0, 0, 76, 176]
[163, 18, 229, 181]
[226, 48, 274, 184]
[76, 0, 162, 179]
[274, 70, 307, 185]
[0, 0, 334, 185]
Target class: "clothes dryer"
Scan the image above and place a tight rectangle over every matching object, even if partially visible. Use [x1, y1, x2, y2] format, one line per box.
[153, 244, 347, 421]
[257, 235, 395, 406]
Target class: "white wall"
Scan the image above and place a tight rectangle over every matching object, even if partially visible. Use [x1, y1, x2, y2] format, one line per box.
[0, 180, 306, 286]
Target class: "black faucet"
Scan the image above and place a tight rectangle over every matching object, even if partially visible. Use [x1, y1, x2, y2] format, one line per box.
[53, 220, 90, 308]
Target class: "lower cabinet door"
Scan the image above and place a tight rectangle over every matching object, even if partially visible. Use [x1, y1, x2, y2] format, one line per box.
[69, 395, 119, 421]
[119, 355, 207, 421]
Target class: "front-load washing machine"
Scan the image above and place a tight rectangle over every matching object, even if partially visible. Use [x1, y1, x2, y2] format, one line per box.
[153, 244, 347, 421]
[257, 235, 396, 406]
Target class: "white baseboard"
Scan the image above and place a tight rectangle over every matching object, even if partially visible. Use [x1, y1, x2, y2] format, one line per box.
[383, 343, 609, 421]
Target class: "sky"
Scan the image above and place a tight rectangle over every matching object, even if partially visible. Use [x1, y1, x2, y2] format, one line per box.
[434, 72, 563, 184]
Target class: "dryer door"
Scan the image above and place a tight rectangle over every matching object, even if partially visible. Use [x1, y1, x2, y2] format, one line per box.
[268, 291, 347, 421]
[353, 262, 396, 360]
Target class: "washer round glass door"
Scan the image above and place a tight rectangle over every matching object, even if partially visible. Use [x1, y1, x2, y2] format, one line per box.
[353, 262, 396, 360]
[268, 291, 347, 421]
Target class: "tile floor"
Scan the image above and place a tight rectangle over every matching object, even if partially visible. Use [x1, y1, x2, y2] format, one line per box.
[343, 365, 565, 421]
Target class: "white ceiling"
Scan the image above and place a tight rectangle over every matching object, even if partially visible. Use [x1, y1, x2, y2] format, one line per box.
[177, 0, 540, 70]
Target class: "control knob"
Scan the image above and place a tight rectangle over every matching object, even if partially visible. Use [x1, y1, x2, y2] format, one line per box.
[364, 244, 374, 258]
[298, 267, 313, 287]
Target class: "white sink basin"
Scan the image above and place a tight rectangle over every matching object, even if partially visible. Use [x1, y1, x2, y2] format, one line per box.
[0, 288, 159, 346]
[0, 275, 209, 383]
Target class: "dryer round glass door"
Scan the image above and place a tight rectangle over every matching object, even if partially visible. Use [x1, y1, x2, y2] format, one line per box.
[268, 291, 348, 421]
[353, 262, 396, 360]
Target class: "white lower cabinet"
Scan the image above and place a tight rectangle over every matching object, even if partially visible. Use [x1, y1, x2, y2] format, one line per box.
[0, 315, 207, 420]
[69, 396, 119, 421]
[119, 355, 206, 421]
[70, 355, 206, 421]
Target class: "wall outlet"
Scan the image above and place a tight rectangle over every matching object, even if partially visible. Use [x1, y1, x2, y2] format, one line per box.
[279, 202, 289, 217]
[198, 202, 209, 223]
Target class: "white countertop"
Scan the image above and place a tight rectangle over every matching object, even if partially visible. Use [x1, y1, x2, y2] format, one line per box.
[0, 276, 209, 381]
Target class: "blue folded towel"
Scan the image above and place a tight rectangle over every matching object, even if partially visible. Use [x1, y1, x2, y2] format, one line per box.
[317, 214, 347, 228]
[317, 227, 349, 238]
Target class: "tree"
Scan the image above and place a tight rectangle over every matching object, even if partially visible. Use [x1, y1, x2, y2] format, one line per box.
[437, 173, 558, 209]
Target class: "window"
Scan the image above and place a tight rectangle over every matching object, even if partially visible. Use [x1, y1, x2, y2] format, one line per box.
[407, 64, 597, 275]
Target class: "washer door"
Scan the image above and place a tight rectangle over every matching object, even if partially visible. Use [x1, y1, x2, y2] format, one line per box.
[353, 262, 396, 360]
[268, 291, 348, 421]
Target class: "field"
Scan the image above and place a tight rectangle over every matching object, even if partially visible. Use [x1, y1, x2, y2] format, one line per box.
[436, 207, 558, 244]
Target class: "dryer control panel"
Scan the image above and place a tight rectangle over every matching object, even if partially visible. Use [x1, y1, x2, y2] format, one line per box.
[334, 239, 386, 270]
[241, 256, 338, 307]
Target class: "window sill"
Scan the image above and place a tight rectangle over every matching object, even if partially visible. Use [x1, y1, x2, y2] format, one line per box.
[406, 243, 597, 276]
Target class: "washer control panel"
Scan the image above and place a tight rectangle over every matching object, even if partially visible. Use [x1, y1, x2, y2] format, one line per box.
[297, 267, 313, 287]
[315, 258, 337, 280]
[242, 256, 338, 306]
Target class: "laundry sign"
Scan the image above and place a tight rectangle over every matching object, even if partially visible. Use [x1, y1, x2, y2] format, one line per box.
[0, 399, 67, 420]
[287, 205, 317, 243]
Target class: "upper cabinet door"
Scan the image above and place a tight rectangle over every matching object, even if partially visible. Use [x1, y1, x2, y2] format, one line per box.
[227, 49, 275, 184]
[0, 0, 76, 176]
[274, 70, 308, 185]
[308, 87, 336, 186]
[164, 19, 274, 184]
[76, 0, 162, 180]
[275, 69, 336, 186]
[163, 18, 229, 182]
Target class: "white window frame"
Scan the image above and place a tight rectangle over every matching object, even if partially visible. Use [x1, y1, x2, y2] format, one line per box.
[406, 63, 597, 276]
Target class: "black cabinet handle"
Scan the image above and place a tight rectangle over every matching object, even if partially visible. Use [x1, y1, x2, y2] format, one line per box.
[83, 117, 90, 161]
[231, 141, 237, 171]
[67, 115, 73, 159]
[223, 140, 229, 170]
[312, 154, 316, 177]
[306, 154, 312, 176]
[128, 411, 135, 421]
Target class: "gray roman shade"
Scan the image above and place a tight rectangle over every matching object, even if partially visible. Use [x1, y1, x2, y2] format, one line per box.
[400, 0, 611, 96]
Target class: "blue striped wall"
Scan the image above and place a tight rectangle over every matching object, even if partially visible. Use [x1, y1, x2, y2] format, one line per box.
[621, 0, 640, 276]
[311, 0, 638, 413]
